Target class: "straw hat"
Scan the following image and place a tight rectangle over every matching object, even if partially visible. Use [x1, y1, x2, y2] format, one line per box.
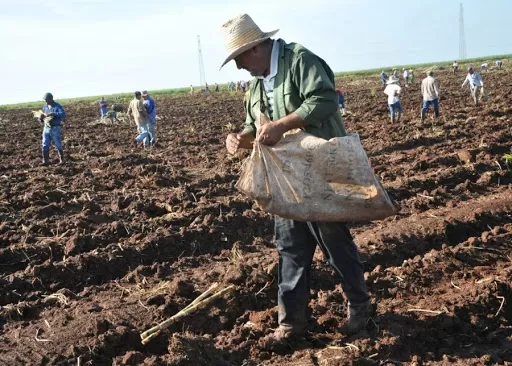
[386, 76, 399, 85]
[220, 14, 279, 69]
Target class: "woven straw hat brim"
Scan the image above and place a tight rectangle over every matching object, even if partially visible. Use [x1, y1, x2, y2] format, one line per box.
[220, 29, 279, 69]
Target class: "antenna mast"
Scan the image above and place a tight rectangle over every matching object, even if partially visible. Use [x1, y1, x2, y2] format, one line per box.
[459, 3, 467, 60]
[197, 35, 206, 86]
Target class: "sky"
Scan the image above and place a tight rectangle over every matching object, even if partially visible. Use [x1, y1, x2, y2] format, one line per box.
[1, 0, 511, 105]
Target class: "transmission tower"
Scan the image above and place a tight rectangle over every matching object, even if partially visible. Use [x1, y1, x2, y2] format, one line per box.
[459, 3, 467, 60]
[197, 35, 207, 87]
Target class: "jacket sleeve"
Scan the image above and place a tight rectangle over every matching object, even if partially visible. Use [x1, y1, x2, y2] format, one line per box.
[242, 82, 257, 136]
[54, 104, 66, 120]
[146, 99, 155, 114]
[290, 51, 339, 128]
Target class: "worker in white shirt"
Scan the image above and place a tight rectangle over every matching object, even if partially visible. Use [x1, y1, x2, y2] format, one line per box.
[461, 66, 488, 106]
[384, 76, 402, 123]
[496, 60, 503, 70]
[452, 61, 459, 73]
[420, 70, 440, 122]
[403, 68, 410, 85]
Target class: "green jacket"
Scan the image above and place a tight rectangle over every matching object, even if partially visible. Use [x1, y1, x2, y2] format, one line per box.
[243, 39, 346, 140]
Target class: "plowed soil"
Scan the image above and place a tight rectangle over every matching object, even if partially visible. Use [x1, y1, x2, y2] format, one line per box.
[0, 67, 511, 366]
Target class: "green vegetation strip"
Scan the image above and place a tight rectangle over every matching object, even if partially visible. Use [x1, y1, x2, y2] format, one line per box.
[1, 54, 510, 110]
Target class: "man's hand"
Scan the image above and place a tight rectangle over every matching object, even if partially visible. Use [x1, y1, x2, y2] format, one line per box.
[226, 133, 242, 154]
[256, 122, 285, 146]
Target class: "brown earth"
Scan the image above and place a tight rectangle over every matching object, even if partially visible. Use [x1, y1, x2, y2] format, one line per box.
[0, 66, 511, 366]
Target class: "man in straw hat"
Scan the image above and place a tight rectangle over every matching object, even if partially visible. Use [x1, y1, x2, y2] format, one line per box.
[220, 14, 372, 347]
[420, 70, 440, 122]
[383, 76, 402, 123]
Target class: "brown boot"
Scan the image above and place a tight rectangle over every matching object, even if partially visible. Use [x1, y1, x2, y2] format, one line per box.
[42, 151, 50, 166]
[341, 301, 375, 336]
[58, 150, 64, 164]
[259, 324, 305, 351]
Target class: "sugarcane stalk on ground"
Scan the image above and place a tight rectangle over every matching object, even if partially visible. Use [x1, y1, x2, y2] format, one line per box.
[140, 283, 234, 345]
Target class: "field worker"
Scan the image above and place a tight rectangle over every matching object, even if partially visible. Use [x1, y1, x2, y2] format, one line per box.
[215, 83, 220, 92]
[462, 66, 488, 106]
[384, 76, 402, 123]
[99, 97, 108, 120]
[452, 61, 459, 73]
[336, 89, 346, 116]
[480, 63, 488, 71]
[40, 92, 66, 165]
[126, 91, 151, 147]
[392, 68, 399, 79]
[496, 60, 503, 70]
[142, 90, 157, 145]
[409, 70, 415, 84]
[190, 85, 194, 95]
[403, 68, 410, 84]
[107, 104, 121, 123]
[380, 70, 388, 86]
[420, 70, 440, 122]
[221, 14, 372, 347]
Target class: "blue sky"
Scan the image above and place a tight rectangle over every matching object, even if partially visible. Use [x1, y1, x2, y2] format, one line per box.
[1, 0, 510, 104]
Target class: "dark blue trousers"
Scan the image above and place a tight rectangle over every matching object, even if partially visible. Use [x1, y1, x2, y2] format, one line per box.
[275, 217, 370, 327]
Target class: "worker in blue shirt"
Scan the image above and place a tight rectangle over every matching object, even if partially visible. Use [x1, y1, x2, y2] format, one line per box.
[142, 91, 157, 145]
[99, 97, 108, 120]
[336, 89, 346, 116]
[380, 71, 388, 86]
[40, 92, 66, 165]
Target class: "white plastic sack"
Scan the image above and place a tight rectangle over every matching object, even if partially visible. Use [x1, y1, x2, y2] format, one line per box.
[235, 129, 397, 222]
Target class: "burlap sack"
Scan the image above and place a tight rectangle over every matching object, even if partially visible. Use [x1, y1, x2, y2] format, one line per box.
[235, 129, 397, 222]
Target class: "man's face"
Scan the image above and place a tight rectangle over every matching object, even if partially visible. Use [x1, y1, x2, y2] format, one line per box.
[235, 45, 266, 77]
[45, 97, 53, 105]
[469, 69, 474, 75]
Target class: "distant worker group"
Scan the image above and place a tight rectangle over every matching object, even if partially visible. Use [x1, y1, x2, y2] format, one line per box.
[378, 57, 503, 123]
